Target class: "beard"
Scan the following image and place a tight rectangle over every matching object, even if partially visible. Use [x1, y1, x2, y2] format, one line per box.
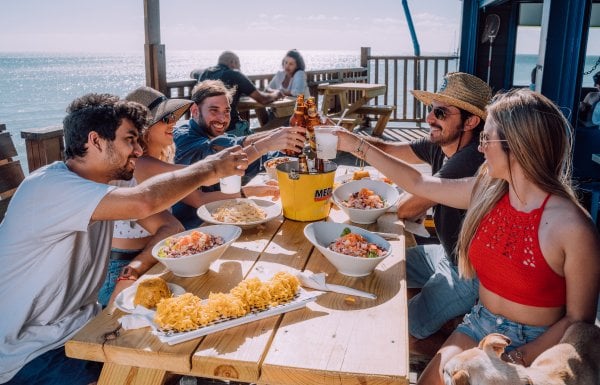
[106, 142, 136, 181]
[197, 112, 228, 138]
[429, 123, 463, 147]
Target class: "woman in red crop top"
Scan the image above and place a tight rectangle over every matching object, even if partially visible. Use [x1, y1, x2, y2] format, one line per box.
[335, 88, 600, 385]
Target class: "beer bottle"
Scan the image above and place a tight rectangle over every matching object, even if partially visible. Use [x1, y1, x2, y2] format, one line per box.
[305, 97, 325, 173]
[298, 153, 309, 174]
[289, 94, 306, 128]
[286, 95, 306, 156]
[305, 97, 319, 152]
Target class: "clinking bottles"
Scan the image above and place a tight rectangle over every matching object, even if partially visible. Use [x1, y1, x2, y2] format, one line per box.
[285, 95, 306, 156]
[305, 97, 324, 173]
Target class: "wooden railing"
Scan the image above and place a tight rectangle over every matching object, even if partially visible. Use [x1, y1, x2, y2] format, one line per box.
[16, 48, 458, 172]
[166, 47, 458, 125]
[364, 49, 459, 123]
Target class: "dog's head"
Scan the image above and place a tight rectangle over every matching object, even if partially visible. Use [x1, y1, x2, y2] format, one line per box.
[443, 334, 514, 385]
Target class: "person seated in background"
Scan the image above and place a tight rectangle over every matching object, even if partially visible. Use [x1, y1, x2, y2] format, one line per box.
[578, 71, 600, 127]
[352, 72, 491, 357]
[335, 88, 600, 385]
[200, 51, 283, 136]
[266, 49, 310, 97]
[0, 93, 249, 385]
[173, 79, 306, 229]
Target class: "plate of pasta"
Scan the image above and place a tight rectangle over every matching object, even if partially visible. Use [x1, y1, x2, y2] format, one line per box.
[197, 198, 282, 229]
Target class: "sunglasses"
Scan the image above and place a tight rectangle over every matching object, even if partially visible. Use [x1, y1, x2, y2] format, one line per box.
[427, 105, 462, 120]
[479, 131, 509, 148]
[161, 113, 177, 124]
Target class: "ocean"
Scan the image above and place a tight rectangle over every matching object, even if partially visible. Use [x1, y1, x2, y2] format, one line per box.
[0, 50, 596, 170]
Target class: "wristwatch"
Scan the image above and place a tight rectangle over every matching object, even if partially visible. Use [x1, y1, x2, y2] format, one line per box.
[116, 265, 138, 283]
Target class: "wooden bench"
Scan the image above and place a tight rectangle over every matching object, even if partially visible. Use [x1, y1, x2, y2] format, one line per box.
[354, 105, 396, 136]
[0, 129, 25, 220]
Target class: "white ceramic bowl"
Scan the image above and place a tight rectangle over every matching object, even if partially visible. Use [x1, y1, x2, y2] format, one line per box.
[332, 179, 400, 224]
[151, 225, 242, 277]
[303, 222, 391, 277]
[264, 156, 297, 179]
[196, 198, 281, 229]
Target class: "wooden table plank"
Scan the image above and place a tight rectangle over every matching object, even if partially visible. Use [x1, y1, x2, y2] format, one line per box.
[189, 219, 315, 382]
[260, 203, 408, 385]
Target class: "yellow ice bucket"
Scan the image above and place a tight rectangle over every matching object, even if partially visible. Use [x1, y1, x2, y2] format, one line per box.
[276, 161, 337, 221]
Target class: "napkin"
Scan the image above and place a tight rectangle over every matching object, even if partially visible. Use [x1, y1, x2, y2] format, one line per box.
[378, 211, 430, 238]
[296, 272, 377, 299]
[119, 306, 155, 330]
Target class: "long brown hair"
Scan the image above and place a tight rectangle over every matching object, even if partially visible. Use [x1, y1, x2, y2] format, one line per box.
[457, 89, 582, 278]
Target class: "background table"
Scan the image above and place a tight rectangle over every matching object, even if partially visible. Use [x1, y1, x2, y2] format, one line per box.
[66, 170, 409, 385]
[317, 83, 393, 135]
[238, 96, 295, 131]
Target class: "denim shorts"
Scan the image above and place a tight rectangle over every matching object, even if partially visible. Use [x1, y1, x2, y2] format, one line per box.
[456, 303, 549, 351]
[407, 244, 479, 339]
[97, 248, 141, 307]
[8, 346, 102, 385]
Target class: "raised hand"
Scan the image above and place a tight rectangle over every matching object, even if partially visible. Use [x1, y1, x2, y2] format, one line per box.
[263, 126, 307, 153]
[204, 145, 248, 185]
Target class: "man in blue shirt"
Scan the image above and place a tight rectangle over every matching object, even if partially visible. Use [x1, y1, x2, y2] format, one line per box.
[173, 79, 306, 228]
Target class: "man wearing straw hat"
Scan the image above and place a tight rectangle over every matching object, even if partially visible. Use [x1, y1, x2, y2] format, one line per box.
[357, 72, 491, 355]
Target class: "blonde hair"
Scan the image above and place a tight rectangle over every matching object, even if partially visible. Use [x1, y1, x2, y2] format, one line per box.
[457, 89, 583, 278]
[140, 123, 175, 163]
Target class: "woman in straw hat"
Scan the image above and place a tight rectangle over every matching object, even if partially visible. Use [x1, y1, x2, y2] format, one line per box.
[335, 88, 600, 384]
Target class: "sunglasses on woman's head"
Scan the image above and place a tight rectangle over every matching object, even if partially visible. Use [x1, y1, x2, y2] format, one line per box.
[161, 113, 177, 124]
[427, 105, 461, 120]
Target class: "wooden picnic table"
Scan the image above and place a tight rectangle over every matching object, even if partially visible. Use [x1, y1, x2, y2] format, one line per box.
[238, 96, 296, 132]
[318, 83, 394, 136]
[65, 166, 409, 385]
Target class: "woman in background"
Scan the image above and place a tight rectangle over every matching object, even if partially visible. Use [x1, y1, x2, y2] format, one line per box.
[267, 49, 310, 97]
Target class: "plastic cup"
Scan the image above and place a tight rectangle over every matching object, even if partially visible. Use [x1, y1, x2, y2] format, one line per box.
[219, 175, 242, 194]
[314, 126, 338, 160]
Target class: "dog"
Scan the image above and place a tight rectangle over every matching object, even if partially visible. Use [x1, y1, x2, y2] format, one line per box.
[443, 322, 600, 385]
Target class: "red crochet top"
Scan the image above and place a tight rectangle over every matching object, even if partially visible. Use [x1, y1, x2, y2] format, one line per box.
[469, 193, 566, 307]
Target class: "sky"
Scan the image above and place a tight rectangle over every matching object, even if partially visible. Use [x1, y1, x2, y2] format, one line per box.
[0, 0, 465, 55]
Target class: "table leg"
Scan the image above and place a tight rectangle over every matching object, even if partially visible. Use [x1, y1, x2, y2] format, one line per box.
[254, 108, 270, 127]
[98, 363, 169, 385]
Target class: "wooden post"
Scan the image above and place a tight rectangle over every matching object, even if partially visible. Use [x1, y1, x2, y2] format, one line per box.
[361, 47, 371, 83]
[20, 126, 64, 173]
[144, 0, 167, 93]
[360, 47, 371, 67]
[0, 123, 6, 133]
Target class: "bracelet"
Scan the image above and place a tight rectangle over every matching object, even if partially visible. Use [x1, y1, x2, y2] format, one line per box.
[116, 276, 137, 283]
[505, 349, 525, 365]
[116, 265, 138, 283]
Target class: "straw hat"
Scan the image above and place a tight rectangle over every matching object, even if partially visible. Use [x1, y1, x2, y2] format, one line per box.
[125, 86, 193, 125]
[411, 72, 492, 120]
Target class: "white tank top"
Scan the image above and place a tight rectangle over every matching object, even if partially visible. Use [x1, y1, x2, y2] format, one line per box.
[110, 179, 151, 239]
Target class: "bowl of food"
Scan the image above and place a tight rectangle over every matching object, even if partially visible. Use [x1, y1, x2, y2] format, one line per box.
[197, 198, 281, 229]
[332, 179, 400, 224]
[264, 156, 296, 179]
[152, 225, 242, 277]
[303, 222, 391, 277]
